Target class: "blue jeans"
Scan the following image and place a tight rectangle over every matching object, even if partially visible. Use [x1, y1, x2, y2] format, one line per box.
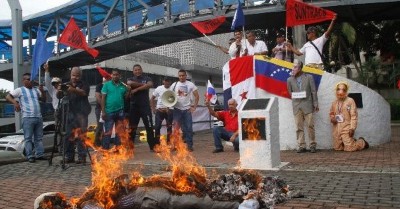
[102, 109, 124, 149]
[22, 117, 44, 159]
[173, 108, 193, 149]
[213, 126, 239, 150]
[64, 113, 88, 160]
[154, 109, 173, 143]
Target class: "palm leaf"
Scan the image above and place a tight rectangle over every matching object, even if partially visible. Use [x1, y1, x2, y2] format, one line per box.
[341, 23, 356, 45]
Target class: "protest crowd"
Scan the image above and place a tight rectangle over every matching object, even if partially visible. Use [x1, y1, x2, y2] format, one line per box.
[5, 0, 370, 166]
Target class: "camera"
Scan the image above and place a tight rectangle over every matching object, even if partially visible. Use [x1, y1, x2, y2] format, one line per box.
[60, 84, 69, 91]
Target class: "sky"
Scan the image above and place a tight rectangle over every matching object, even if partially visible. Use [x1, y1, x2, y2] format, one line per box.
[0, 0, 72, 20]
[0, 0, 72, 91]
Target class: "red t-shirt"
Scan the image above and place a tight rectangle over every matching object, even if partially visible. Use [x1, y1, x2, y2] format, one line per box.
[217, 111, 238, 132]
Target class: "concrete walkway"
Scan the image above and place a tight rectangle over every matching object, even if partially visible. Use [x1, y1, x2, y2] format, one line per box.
[0, 125, 399, 209]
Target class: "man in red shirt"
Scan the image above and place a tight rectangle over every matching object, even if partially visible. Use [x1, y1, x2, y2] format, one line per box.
[205, 98, 239, 153]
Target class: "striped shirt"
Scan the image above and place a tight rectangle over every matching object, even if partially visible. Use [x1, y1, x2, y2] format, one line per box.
[10, 87, 42, 118]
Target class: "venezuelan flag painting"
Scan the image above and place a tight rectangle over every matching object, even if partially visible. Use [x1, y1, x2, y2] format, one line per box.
[254, 56, 324, 99]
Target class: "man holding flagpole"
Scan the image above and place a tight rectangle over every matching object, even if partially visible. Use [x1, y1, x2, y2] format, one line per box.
[206, 98, 239, 153]
[229, 0, 246, 59]
[287, 15, 337, 70]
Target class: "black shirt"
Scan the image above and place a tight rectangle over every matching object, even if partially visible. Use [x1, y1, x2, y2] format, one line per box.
[95, 83, 103, 111]
[64, 80, 91, 115]
[127, 75, 152, 107]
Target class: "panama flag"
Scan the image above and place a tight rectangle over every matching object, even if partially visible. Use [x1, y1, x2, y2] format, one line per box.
[206, 80, 218, 104]
[222, 56, 256, 109]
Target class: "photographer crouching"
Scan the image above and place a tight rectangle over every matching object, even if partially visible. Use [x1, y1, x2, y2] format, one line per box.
[57, 67, 91, 164]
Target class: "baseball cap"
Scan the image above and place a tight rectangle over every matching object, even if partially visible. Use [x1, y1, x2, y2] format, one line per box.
[306, 26, 317, 34]
[51, 77, 61, 84]
[276, 31, 285, 38]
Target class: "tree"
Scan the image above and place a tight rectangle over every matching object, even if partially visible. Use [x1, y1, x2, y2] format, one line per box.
[0, 89, 9, 99]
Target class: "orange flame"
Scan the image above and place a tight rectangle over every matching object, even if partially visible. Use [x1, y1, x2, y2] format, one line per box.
[72, 120, 208, 208]
[242, 118, 262, 140]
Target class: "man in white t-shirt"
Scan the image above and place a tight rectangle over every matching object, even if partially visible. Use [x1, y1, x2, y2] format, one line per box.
[171, 70, 199, 151]
[288, 15, 337, 70]
[245, 30, 268, 56]
[151, 77, 173, 145]
[228, 30, 247, 59]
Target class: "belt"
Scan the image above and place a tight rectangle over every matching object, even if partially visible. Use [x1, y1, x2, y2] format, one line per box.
[157, 108, 169, 112]
[306, 63, 324, 69]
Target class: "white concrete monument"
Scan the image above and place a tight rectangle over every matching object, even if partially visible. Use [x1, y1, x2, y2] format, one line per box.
[238, 98, 281, 170]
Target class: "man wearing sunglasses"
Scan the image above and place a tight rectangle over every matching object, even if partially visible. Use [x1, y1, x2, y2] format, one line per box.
[6, 73, 47, 163]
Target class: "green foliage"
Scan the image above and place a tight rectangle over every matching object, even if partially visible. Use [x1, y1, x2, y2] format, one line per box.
[387, 99, 400, 120]
[0, 89, 9, 99]
[357, 58, 382, 87]
[341, 23, 356, 45]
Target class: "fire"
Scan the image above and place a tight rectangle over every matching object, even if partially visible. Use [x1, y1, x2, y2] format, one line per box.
[242, 118, 262, 140]
[71, 119, 208, 208]
[133, 128, 207, 195]
[72, 119, 134, 208]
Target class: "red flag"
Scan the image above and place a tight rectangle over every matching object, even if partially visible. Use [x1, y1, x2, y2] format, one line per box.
[191, 16, 226, 34]
[59, 17, 99, 58]
[96, 66, 111, 80]
[286, 0, 336, 27]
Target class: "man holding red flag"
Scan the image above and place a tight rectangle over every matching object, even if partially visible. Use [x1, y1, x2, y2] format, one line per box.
[287, 15, 336, 70]
[285, 0, 337, 70]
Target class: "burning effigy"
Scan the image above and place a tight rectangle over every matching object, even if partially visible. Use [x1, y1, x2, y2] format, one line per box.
[35, 121, 302, 209]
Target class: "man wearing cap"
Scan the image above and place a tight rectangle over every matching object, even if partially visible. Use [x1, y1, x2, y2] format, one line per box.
[287, 15, 337, 70]
[44, 63, 61, 110]
[272, 32, 293, 62]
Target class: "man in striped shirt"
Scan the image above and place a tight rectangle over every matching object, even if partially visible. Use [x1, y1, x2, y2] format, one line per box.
[6, 73, 47, 163]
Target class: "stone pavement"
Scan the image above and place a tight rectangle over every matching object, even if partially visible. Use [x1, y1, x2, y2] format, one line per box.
[0, 125, 399, 209]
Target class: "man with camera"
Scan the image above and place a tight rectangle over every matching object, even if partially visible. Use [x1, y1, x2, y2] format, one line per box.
[6, 73, 47, 163]
[57, 67, 91, 164]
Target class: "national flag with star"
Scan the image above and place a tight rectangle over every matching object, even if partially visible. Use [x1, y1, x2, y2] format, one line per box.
[254, 56, 324, 98]
[222, 56, 256, 109]
[206, 80, 218, 104]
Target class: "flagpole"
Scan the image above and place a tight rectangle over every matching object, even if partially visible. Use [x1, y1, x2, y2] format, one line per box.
[242, 26, 247, 49]
[202, 33, 217, 46]
[38, 24, 41, 85]
[285, 27, 288, 60]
